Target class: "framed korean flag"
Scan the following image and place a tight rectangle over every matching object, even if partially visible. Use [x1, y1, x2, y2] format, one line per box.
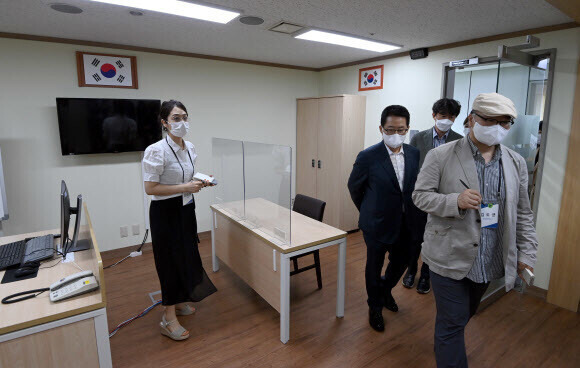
[358, 65, 384, 91]
[76, 51, 138, 89]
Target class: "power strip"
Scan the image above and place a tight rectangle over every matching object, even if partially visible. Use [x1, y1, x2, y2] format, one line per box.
[130, 251, 142, 257]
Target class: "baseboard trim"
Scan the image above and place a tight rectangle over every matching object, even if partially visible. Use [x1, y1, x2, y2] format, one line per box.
[100, 230, 211, 261]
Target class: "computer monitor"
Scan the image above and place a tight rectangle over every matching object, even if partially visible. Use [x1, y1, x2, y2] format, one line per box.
[60, 181, 70, 250]
[60, 180, 89, 258]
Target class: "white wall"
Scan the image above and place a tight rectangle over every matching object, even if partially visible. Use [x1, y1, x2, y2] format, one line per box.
[1, 27, 578, 291]
[0, 37, 319, 252]
[319, 28, 580, 290]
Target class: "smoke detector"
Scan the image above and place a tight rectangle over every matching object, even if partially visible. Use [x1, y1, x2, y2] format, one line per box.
[239, 16, 264, 25]
[50, 3, 83, 14]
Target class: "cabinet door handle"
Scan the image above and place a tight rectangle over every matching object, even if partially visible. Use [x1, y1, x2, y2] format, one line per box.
[312, 159, 315, 168]
[318, 160, 322, 169]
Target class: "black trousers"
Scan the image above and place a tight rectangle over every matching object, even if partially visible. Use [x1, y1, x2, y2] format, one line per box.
[430, 270, 490, 368]
[363, 225, 410, 311]
[408, 240, 430, 278]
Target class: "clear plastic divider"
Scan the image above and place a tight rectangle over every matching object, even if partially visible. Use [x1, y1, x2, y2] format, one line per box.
[211, 138, 292, 246]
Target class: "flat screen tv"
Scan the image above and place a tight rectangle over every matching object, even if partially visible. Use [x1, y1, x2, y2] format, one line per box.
[56, 98, 162, 155]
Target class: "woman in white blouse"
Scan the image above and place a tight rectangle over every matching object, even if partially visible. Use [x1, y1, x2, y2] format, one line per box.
[142, 100, 217, 341]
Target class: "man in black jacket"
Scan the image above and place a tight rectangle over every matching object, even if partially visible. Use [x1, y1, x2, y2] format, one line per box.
[348, 105, 421, 332]
[403, 98, 462, 294]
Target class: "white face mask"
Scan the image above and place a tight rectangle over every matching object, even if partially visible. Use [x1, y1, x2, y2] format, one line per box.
[168, 121, 189, 138]
[463, 127, 470, 136]
[435, 118, 454, 132]
[472, 121, 509, 146]
[382, 131, 406, 149]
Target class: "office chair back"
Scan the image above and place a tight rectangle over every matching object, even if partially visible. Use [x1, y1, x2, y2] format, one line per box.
[293, 194, 326, 222]
[291, 194, 326, 289]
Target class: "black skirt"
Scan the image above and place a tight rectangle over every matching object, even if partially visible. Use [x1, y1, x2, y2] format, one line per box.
[149, 196, 217, 306]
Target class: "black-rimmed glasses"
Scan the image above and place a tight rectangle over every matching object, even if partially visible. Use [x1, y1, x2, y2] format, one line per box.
[472, 112, 514, 129]
[382, 128, 409, 135]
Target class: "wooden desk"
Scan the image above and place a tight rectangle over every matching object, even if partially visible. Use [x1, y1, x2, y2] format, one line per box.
[210, 198, 347, 344]
[0, 203, 111, 368]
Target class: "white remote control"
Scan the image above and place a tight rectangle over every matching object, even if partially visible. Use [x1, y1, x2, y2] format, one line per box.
[193, 172, 217, 185]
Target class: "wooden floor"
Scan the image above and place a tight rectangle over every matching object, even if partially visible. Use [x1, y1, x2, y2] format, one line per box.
[103, 231, 580, 368]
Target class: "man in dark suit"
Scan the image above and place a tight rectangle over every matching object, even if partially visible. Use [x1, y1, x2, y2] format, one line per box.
[348, 105, 421, 332]
[403, 98, 463, 294]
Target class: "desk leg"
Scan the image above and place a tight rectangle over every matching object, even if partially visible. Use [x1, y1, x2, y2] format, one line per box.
[211, 210, 219, 272]
[280, 253, 290, 344]
[94, 309, 113, 368]
[336, 238, 347, 318]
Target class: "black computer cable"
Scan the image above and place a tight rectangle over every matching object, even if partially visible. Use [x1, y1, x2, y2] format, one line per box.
[39, 258, 63, 269]
[103, 229, 149, 269]
[2, 288, 49, 304]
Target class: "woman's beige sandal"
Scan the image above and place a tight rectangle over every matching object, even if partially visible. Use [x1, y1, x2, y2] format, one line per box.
[176, 303, 196, 316]
[160, 315, 189, 341]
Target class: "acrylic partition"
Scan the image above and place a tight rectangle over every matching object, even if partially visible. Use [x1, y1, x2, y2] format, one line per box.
[211, 138, 245, 220]
[211, 138, 292, 246]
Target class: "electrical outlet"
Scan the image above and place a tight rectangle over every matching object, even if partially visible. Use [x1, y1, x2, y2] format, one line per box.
[132, 224, 140, 236]
[120, 226, 128, 238]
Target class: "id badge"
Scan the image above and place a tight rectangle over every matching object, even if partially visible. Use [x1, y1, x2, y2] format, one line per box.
[182, 192, 193, 206]
[480, 203, 499, 228]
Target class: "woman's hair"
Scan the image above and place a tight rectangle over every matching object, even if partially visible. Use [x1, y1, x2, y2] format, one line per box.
[159, 100, 188, 131]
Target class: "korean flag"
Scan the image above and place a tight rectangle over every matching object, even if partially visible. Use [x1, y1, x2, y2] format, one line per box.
[82, 53, 133, 87]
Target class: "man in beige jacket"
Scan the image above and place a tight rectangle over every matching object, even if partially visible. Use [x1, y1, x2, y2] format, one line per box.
[412, 92, 538, 368]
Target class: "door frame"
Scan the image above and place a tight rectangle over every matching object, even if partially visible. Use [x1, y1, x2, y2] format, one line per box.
[440, 48, 557, 308]
[440, 48, 557, 219]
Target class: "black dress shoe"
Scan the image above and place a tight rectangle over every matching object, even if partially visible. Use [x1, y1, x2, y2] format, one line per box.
[416, 276, 431, 294]
[402, 271, 415, 288]
[384, 293, 399, 312]
[369, 309, 385, 332]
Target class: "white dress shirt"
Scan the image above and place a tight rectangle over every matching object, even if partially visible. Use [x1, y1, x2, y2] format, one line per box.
[385, 143, 405, 190]
[142, 136, 198, 201]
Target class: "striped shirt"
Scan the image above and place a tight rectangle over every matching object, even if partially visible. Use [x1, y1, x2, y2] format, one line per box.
[466, 135, 505, 283]
[433, 127, 450, 148]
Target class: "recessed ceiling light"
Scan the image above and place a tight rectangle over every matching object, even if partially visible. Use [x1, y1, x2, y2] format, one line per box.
[89, 0, 240, 24]
[129, 10, 143, 16]
[294, 30, 401, 53]
[50, 3, 83, 14]
[239, 16, 264, 26]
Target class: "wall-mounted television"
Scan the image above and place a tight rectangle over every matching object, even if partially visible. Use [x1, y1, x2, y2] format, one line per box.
[56, 98, 162, 155]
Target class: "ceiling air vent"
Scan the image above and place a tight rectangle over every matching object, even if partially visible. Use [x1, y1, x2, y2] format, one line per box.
[269, 22, 304, 35]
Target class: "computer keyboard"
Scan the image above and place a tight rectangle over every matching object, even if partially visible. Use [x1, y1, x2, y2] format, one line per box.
[21, 235, 56, 265]
[0, 240, 26, 271]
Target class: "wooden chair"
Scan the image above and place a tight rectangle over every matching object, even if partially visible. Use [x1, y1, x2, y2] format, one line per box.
[290, 194, 326, 289]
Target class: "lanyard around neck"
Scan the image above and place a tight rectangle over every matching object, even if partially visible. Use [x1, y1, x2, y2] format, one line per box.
[165, 137, 194, 183]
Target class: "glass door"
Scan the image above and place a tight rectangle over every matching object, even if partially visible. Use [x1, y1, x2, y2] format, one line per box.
[449, 61, 500, 134]
[480, 59, 549, 300]
[443, 50, 553, 305]
[497, 59, 548, 207]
